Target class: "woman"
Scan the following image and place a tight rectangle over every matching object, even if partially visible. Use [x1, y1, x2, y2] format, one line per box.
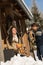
[4, 26, 19, 61]
[7, 26, 19, 49]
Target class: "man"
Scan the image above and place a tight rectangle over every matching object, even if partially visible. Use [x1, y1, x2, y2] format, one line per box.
[31, 23, 43, 60]
[28, 26, 36, 60]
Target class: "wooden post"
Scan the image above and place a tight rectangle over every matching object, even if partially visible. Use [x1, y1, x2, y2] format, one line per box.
[0, 10, 4, 62]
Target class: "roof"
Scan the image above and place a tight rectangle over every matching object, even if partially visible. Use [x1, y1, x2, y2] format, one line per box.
[17, 0, 33, 19]
[0, 0, 33, 20]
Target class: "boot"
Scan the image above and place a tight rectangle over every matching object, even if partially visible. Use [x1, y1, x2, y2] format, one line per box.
[42, 58, 43, 61]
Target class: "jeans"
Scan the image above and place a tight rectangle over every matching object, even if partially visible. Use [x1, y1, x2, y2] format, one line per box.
[37, 47, 41, 60]
[40, 45, 43, 57]
[37, 45, 43, 60]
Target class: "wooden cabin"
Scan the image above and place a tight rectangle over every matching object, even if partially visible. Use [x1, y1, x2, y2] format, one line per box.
[0, 0, 33, 61]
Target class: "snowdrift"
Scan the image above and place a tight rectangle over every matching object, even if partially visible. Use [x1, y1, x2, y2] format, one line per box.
[1, 54, 43, 65]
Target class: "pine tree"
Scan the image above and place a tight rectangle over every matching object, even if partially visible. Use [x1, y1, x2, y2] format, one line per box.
[31, 0, 41, 23]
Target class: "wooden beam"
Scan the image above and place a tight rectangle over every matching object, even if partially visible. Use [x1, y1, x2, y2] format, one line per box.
[0, 10, 4, 62]
[0, 2, 11, 8]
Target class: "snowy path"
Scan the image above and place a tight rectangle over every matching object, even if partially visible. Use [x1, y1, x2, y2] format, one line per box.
[1, 54, 43, 65]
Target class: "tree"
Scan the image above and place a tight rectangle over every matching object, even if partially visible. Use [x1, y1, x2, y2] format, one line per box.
[31, 0, 41, 23]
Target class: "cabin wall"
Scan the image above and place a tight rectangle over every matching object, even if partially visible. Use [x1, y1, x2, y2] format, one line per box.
[1, 8, 26, 41]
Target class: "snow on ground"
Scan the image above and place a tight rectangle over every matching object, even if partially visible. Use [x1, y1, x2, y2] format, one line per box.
[1, 54, 43, 65]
